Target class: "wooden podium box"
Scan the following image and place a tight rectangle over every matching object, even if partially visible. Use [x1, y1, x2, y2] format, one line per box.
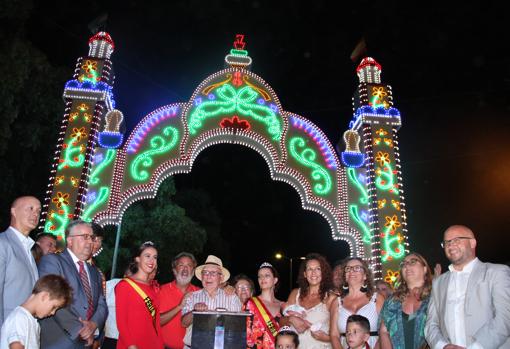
[191, 311, 251, 349]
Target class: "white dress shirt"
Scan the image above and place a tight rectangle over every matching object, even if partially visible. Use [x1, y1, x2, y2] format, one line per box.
[104, 278, 122, 339]
[10, 226, 35, 266]
[438, 258, 483, 349]
[67, 249, 91, 284]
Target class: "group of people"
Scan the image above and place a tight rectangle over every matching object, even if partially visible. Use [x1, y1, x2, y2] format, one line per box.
[0, 195, 509, 349]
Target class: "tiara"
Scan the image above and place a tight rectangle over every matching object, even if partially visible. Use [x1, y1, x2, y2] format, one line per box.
[142, 241, 155, 246]
[278, 326, 297, 334]
[259, 262, 273, 269]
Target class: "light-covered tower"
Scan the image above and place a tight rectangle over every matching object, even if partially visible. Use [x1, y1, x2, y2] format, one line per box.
[40, 32, 118, 240]
[343, 57, 409, 282]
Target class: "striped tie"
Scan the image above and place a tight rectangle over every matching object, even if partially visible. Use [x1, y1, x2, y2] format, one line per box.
[78, 261, 94, 320]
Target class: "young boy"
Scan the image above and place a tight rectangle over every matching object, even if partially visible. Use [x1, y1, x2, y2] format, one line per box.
[345, 314, 371, 349]
[0, 274, 72, 349]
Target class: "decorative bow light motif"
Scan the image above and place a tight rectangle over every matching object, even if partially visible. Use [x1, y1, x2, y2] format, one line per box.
[188, 84, 281, 141]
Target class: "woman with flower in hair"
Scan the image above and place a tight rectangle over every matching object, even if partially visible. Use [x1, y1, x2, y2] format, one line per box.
[115, 241, 164, 349]
[245, 262, 284, 348]
[378, 252, 432, 349]
[281, 253, 335, 349]
[330, 257, 384, 349]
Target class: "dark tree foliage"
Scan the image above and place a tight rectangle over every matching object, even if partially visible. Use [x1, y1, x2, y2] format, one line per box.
[95, 178, 209, 283]
[0, 0, 70, 227]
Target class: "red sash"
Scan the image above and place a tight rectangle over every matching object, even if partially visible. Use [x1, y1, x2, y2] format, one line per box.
[248, 296, 280, 343]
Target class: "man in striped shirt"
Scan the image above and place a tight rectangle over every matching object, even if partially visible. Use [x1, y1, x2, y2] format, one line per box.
[181, 255, 242, 348]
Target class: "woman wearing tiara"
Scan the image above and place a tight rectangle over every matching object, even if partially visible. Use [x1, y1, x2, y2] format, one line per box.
[245, 262, 284, 349]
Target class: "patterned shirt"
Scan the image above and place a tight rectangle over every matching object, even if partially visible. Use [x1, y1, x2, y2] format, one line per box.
[182, 288, 242, 348]
[379, 296, 430, 349]
[182, 288, 242, 314]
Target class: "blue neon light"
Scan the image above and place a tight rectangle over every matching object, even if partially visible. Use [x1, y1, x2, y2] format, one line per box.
[290, 116, 338, 170]
[126, 105, 180, 154]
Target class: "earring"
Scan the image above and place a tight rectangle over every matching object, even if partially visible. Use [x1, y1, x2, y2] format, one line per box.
[360, 284, 368, 293]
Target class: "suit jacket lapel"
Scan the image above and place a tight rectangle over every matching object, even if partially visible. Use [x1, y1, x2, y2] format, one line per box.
[439, 271, 451, 336]
[465, 259, 484, 317]
[61, 249, 83, 290]
[6, 228, 37, 282]
[88, 264, 98, 300]
[63, 249, 97, 300]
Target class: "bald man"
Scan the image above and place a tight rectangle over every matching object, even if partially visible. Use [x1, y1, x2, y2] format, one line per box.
[0, 196, 41, 332]
[425, 225, 510, 349]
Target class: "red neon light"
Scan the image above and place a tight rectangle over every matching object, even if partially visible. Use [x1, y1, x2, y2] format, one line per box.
[220, 116, 251, 130]
[356, 57, 382, 72]
[88, 32, 115, 49]
[232, 72, 243, 86]
[233, 34, 246, 50]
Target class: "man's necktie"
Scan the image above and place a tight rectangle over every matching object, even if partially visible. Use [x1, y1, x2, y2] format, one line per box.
[78, 261, 94, 320]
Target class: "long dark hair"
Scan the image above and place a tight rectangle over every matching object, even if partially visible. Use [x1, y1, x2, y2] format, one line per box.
[129, 241, 157, 274]
[297, 253, 332, 301]
[393, 252, 432, 302]
[340, 257, 375, 299]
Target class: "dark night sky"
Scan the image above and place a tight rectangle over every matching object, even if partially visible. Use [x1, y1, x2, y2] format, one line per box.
[21, 1, 509, 293]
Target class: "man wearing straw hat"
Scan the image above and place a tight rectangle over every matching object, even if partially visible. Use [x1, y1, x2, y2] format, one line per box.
[181, 255, 242, 348]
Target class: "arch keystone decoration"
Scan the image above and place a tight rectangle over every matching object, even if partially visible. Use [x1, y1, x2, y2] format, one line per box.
[40, 33, 409, 280]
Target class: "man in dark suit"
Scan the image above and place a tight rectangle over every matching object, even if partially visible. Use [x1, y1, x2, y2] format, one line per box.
[38, 220, 108, 348]
[0, 196, 41, 335]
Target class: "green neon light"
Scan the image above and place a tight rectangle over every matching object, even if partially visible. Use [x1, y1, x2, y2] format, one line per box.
[89, 149, 116, 185]
[44, 205, 70, 239]
[58, 137, 85, 170]
[230, 49, 248, 56]
[80, 68, 99, 84]
[81, 187, 109, 222]
[189, 84, 281, 140]
[381, 216, 405, 262]
[130, 126, 179, 181]
[349, 205, 372, 243]
[370, 95, 386, 109]
[288, 137, 332, 195]
[347, 168, 368, 204]
[375, 163, 399, 195]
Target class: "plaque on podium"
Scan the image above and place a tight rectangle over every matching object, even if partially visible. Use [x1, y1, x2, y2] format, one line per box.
[191, 310, 251, 349]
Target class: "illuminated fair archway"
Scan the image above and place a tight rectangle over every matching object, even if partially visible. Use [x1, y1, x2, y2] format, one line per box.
[40, 33, 409, 281]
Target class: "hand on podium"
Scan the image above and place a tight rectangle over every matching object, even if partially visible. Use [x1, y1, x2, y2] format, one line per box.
[193, 302, 208, 312]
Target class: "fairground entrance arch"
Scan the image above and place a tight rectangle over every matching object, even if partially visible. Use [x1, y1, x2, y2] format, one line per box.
[40, 33, 409, 282]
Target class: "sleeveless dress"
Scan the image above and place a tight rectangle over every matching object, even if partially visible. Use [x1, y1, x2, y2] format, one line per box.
[294, 290, 332, 349]
[337, 293, 379, 348]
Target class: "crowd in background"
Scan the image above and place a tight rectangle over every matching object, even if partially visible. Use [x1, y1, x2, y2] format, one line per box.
[1, 195, 510, 349]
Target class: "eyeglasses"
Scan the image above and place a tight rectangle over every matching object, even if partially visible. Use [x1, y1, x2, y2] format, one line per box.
[69, 234, 97, 241]
[235, 285, 251, 291]
[440, 237, 473, 248]
[201, 270, 221, 277]
[344, 265, 364, 273]
[400, 258, 420, 268]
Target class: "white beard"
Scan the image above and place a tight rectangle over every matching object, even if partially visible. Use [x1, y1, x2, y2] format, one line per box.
[175, 273, 193, 286]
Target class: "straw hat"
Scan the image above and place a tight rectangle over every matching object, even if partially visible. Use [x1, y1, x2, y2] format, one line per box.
[195, 255, 230, 283]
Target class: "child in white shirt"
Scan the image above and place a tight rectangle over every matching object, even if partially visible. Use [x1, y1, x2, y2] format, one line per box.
[0, 274, 72, 349]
